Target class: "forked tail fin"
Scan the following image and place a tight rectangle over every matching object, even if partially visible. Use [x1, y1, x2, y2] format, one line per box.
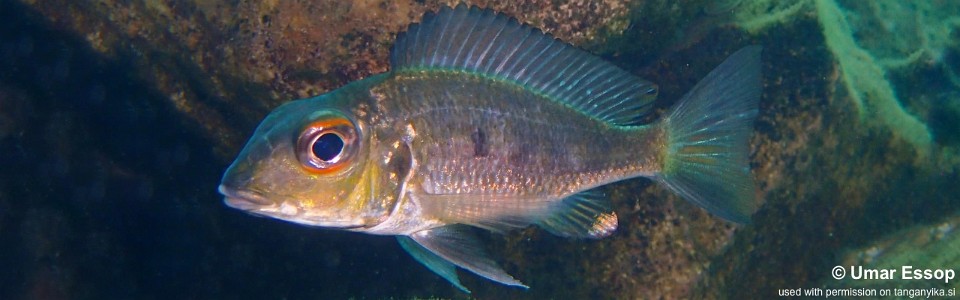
[658, 46, 762, 223]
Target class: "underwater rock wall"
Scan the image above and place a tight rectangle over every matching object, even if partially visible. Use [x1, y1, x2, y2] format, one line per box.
[2, 0, 959, 299]
[697, 0, 960, 298]
[11, 0, 640, 162]
[734, 0, 960, 155]
[2, 0, 724, 299]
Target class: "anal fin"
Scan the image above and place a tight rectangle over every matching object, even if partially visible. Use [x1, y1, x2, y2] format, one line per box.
[399, 225, 528, 291]
[537, 189, 619, 238]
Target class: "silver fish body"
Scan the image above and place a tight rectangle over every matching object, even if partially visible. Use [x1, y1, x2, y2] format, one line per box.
[360, 72, 663, 234]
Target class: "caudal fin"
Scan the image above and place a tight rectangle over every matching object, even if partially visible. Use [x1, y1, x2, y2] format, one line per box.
[657, 46, 762, 223]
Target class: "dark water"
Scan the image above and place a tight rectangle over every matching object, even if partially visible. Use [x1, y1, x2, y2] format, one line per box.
[2, 0, 958, 299]
[0, 2, 415, 299]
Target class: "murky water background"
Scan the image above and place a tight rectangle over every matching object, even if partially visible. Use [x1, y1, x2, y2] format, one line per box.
[1, 0, 958, 299]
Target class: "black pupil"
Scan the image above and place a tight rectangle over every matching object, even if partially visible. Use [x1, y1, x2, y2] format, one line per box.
[312, 133, 344, 162]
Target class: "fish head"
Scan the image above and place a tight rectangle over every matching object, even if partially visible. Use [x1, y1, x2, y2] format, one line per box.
[219, 93, 401, 230]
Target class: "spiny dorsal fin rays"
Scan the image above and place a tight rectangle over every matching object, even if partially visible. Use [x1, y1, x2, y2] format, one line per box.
[390, 4, 659, 126]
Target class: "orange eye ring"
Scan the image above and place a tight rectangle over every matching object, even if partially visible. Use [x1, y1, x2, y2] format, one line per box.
[296, 116, 358, 175]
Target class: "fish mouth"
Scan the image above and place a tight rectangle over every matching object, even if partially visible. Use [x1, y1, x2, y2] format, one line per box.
[219, 185, 274, 211]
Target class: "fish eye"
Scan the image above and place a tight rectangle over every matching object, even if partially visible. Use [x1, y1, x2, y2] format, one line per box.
[312, 133, 344, 162]
[296, 116, 358, 174]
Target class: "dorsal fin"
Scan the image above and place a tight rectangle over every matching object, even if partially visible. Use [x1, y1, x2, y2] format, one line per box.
[390, 4, 659, 125]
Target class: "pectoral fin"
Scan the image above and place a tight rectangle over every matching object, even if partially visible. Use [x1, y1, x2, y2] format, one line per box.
[398, 225, 528, 292]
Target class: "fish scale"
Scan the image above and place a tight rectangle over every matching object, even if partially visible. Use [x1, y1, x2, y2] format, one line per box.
[370, 72, 661, 198]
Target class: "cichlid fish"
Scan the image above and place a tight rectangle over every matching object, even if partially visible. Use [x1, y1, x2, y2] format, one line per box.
[219, 4, 761, 293]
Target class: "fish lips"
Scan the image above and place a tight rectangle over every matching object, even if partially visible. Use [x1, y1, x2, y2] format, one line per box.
[218, 184, 368, 230]
[219, 185, 274, 211]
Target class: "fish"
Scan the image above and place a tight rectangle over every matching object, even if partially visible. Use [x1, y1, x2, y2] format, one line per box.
[219, 4, 761, 293]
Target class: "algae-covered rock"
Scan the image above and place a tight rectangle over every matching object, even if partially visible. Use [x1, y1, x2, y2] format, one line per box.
[829, 214, 960, 292]
[14, 0, 636, 162]
[3, 0, 728, 299]
[815, 0, 931, 155]
[2, 0, 959, 299]
[732, 0, 960, 155]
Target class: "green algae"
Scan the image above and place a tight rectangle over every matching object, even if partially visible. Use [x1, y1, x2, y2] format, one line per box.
[733, 1, 806, 34]
[815, 0, 932, 155]
[733, 0, 944, 155]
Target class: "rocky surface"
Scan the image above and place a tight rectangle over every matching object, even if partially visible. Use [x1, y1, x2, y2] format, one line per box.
[1, 0, 958, 299]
